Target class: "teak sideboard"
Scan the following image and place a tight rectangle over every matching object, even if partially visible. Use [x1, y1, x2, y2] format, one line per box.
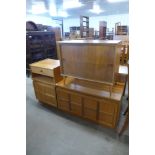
[56, 77, 124, 128]
[30, 39, 126, 129]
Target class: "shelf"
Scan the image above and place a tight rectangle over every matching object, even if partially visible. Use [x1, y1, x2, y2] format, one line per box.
[80, 16, 89, 38]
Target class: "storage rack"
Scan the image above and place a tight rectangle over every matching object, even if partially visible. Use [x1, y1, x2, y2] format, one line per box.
[115, 22, 128, 35]
[99, 21, 107, 39]
[70, 26, 80, 33]
[80, 16, 89, 38]
[26, 31, 58, 76]
[116, 26, 128, 35]
[106, 28, 114, 40]
[69, 26, 80, 39]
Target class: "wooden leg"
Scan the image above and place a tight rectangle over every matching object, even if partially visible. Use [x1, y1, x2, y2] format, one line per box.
[123, 81, 126, 96]
[117, 111, 129, 135]
[63, 76, 67, 85]
[123, 106, 129, 115]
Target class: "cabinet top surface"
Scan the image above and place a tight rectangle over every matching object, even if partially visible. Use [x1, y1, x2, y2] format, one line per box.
[30, 59, 60, 69]
[57, 40, 122, 45]
[56, 77, 124, 101]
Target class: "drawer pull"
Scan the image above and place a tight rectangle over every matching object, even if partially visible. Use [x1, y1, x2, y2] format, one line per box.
[40, 70, 43, 72]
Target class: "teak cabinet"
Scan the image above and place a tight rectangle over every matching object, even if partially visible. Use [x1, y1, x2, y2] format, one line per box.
[57, 40, 122, 84]
[30, 59, 62, 107]
[56, 77, 124, 128]
[30, 39, 126, 129]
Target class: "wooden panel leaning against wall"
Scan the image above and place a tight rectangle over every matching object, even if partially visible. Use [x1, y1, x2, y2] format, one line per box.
[57, 40, 122, 85]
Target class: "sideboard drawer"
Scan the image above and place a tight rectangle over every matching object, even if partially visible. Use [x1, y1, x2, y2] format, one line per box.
[33, 81, 56, 96]
[31, 66, 54, 77]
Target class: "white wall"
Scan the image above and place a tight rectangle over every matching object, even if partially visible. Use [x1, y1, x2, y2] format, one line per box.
[63, 13, 129, 32]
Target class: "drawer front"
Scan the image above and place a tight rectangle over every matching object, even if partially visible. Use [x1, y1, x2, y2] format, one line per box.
[83, 108, 97, 121]
[57, 99, 69, 111]
[31, 66, 54, 77]
[83, 98, 97, 110]
[99, 101, 115, 114]
[70, 94, 82, 105]
[98, 100, 118, 128]
[83, 97, 97, 121]
[35, 91, 57, 107]
[70, 103, 82, 115]
[56, 89, 69, 101]
[98, 113, 114, 127]
[70, 93, 82, 115]
[33, 81, 56, 96]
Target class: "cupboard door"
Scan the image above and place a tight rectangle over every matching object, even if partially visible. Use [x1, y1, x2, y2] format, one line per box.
[70, 94, 82, 116]
[98, 100, 117, 128]
[56, 89, 69, 101]
[33, 81, 55, 96]
[33, 81, 57, 106]
[56, 88, 70, 111]
[57, 99, 69, 111]
[83, 97, 98, 121]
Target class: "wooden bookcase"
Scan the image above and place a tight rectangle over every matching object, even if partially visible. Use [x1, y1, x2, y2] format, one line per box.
[116, 25, 128, 35]
[99, 21, 107, 39]
[80, 16, 89, 38]
[26, 31, 58, 75]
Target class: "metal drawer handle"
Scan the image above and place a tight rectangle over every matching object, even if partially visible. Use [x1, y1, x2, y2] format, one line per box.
[40, 70, 43, 72]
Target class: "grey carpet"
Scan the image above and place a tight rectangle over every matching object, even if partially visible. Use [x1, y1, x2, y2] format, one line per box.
[26, 77, 129, 155]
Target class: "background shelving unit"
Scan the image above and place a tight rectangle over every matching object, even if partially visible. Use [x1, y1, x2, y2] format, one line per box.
[80, 16, 89, 38]
[99, 21, 107, 39]
[26, 31, 58, 76]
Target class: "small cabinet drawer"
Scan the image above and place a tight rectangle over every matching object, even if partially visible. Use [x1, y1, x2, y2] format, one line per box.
[83, 109, 97, 121]
[99, 101, 115, 114]
[56, 89, 69, 101]
[70, 94, 82, 105]
[57, 99, 69, 111]
[98, 113, 114, 127]
[83, 98, 97, 110]
[70, 103, 82, 116]
[70, 94, 82, 115]
[83, 96, 98, 121]
[33, 81, 57, 107]
[33, 81, 56, 96]
[31, 66, 54, 77]
[98, 100, 118, 128]
[35, 91, 57, 107]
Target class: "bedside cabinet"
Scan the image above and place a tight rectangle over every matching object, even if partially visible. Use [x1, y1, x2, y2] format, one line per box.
[30, 59, 63, 107]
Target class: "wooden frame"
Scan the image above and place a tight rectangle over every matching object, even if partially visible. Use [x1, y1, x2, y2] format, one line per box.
[57, 40, 122, 85]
